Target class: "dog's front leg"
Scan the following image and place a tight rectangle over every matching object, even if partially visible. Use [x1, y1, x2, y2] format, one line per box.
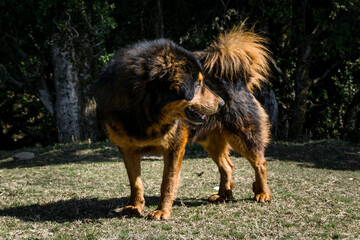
[120, 149, 145, 217]
[147, 139, 186, 220]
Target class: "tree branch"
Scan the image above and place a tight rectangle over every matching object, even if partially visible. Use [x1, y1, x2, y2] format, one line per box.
[37, 77, 54, 115]
[270, 58, 293, 91]
[312, 62, 339, 84]
[0, 64, 25, 88]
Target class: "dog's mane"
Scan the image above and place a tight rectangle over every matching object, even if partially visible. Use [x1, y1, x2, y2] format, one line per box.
[200, 23, 271, 92]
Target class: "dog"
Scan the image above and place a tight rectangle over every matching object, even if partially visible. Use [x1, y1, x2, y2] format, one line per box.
[96, 39, 224, 220]
[190, 24, 272, 203]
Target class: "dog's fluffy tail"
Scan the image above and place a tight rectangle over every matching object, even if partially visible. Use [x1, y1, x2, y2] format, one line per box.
[199, 23, 271, 92]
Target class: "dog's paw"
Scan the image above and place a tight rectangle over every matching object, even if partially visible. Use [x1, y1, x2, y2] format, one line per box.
[208, 190, 235, 203]
[208, 194, 226, 203]
[122, 205, 143, 217]
[147, 210, 170, 220]
[254, 192, 271, 203]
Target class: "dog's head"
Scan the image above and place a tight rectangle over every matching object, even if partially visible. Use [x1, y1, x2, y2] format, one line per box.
[181, 72, 225, 124]
[146, 41, 224, 125]
[160, 71, 224, 125]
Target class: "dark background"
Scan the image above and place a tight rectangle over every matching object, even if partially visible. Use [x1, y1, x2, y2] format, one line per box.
[1, 0, 359, 149]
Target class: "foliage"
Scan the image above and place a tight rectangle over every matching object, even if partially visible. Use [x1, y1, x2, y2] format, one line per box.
[0, 80, 56, 149]
[1, 0, 360, 148]
[0, 0, 116, 148]
[307, 59, 360, 139]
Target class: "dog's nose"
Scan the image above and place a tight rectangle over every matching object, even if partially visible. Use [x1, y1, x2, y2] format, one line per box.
[218, 99, 225, 108]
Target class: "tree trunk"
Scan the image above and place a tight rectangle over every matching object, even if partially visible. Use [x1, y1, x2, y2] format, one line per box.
[343, 90, 360, 141]
[290, 41, 313, 139]
[51, 30, 100, 143]
[154, 0, 164, 38]
[52, 33, 81, 143]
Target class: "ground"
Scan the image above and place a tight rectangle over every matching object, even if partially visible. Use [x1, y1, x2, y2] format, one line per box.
[0, 140, 359, 239]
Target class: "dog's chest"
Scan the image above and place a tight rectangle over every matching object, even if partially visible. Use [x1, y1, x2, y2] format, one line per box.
[105, 121, 177, 152]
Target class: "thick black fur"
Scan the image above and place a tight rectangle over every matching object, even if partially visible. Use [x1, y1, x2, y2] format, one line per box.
[189, 76, 265, 151]
[96, 39, 202, 140]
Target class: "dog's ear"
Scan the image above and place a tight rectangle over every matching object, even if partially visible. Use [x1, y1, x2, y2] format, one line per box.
[149, 64, 170, 81]
[148, 53, 177, 81]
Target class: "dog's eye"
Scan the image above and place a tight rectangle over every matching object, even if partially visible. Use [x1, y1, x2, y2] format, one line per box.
[195, 84, 201, 90]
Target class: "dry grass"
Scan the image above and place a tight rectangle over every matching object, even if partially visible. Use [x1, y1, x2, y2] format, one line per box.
[0, 140, 359, 239]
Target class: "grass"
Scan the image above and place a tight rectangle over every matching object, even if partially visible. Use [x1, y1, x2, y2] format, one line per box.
[0, 140, 359, 239]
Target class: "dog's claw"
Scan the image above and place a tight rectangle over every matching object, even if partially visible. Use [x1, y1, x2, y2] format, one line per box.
[254, 192, 271, 203]
[147, 210, 170, 220]
[253, 181, 271, 203]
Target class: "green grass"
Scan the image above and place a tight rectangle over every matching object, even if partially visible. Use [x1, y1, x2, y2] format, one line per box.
[1, 140, 359, 239]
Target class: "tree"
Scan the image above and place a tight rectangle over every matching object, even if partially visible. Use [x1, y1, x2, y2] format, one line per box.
[0, 0, 116, 144]
[248, 0, 360, 139]
[1, 0, 359, 148]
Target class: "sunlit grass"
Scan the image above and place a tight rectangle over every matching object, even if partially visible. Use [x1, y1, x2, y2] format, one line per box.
[0, 140, 359, 239]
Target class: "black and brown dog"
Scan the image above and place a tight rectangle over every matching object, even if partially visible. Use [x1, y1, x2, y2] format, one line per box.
[97, 25, 272, 220]
[96, 39, 224, 220]
[192, 24, 272, 204]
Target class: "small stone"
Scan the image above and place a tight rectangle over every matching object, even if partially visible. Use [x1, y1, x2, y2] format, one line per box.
[12, 152, 35, 161]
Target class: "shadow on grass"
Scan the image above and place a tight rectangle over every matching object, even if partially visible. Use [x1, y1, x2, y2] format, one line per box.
[0, 142, 122, 169]
[266, 140, 360, 171]
[0, 142, 197, 169]
[186, 140, 360, 171]
[0, 196, 207, 223]
[1, 140, 359, 171]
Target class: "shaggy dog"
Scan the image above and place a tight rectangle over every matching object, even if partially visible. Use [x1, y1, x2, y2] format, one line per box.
[96, 39, 224, 220]
[191, 24, 272, 203]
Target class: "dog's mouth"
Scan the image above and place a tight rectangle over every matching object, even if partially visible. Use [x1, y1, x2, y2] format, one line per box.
[185, 106, 208, 123]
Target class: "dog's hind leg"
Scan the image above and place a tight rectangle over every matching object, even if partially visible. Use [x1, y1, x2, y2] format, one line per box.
[198, 130, 235, 202]
[119, 149, 145, 217]
[228, 135, 271, 203]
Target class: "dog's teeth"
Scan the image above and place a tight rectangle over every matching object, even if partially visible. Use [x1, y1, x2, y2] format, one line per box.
[201, 115, 206, 119]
